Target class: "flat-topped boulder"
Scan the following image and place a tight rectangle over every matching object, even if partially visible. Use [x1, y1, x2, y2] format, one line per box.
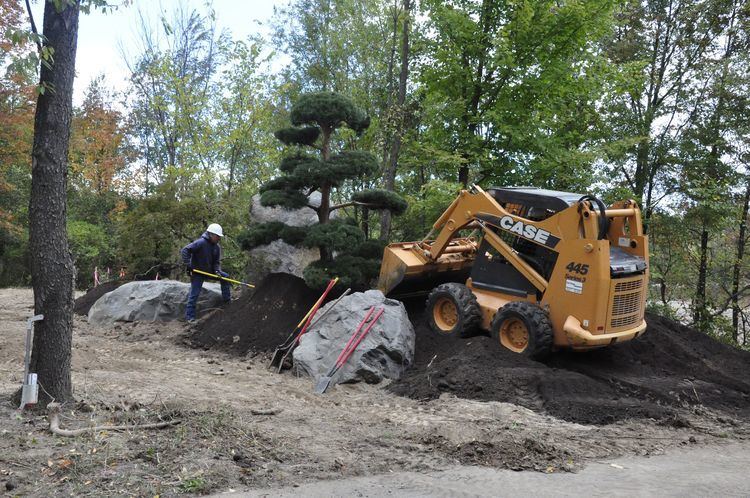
[88, 280, 223, 326]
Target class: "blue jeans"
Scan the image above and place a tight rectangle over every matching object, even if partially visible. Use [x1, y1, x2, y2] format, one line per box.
[186, 270, 231, 320]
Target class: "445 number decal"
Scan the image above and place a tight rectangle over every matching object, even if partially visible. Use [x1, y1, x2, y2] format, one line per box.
[566, 262, 589, 275]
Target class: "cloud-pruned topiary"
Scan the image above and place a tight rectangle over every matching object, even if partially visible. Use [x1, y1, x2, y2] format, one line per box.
[274, 126, 321, 146]
[242, 91, 407, 289]
[352, 189, 408, 215]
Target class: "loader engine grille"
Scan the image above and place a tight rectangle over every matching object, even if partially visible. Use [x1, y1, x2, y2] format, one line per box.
[614, 279, 642, 292]
[608, 277, 645, 330]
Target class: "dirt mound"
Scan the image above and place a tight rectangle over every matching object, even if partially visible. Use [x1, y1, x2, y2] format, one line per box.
[190, 273, 320, 354]
[389, 304, 750, 425]
[74, 281, 125, 316]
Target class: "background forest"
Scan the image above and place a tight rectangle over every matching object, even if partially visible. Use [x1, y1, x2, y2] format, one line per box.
[1, 0, 749, 345]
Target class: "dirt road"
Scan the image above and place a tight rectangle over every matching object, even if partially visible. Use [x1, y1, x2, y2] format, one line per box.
[1, 287, 748, 496]
[220, 442, 750, 497]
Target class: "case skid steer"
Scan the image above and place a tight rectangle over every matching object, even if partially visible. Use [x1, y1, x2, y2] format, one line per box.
[377, 185, 649, 359]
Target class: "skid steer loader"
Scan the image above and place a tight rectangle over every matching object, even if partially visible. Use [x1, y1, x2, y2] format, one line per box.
[377, 185, 649, 359]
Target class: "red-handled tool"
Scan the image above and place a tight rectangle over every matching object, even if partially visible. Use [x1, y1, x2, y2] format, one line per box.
[315, 306, 385, 394]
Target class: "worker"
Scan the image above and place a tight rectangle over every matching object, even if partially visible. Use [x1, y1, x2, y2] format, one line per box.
[181, 223, 231, 322]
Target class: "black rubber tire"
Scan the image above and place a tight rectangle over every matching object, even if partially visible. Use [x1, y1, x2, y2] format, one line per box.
[425, 283, 482, 337]
[490, 301, 553, 360]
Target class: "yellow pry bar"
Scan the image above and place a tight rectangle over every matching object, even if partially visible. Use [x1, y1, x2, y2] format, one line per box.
[192, 268, 255, 288]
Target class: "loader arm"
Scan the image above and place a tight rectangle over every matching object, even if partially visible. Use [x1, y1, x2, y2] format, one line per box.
[378, 185, 576, 296]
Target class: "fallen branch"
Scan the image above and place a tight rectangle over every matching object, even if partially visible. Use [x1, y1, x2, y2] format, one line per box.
[250, 408, 282, 416]
[47, 402, 181, 437]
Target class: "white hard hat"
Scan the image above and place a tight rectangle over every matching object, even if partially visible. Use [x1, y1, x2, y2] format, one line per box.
[206, 223, 224, 237]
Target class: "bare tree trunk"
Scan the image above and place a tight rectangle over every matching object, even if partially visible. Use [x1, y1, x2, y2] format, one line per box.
[379, 0, 410, 241]
[732, 177, 750, 343]
[28, 0, 80, 406]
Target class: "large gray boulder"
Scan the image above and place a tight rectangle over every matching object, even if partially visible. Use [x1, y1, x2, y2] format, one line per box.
[88, 280, 223, 326]
[250, 191, 322, 226]
[293, 290, 415, 386]
[247, 239, 320, 282]
[247, 192, 324, 281]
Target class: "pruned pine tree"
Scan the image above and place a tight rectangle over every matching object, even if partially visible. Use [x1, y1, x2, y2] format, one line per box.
[240, 91, 407, 289]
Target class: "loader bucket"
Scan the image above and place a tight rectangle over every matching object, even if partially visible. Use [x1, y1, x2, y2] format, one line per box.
[377, 241, 475, 298]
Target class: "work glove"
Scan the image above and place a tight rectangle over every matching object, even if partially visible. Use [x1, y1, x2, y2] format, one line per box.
[185, 264, 193, 276]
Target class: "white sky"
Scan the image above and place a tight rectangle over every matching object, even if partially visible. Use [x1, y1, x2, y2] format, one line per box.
[27, 0, 285, 104]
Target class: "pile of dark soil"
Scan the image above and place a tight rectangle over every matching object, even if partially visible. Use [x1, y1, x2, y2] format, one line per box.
[74, 281, 125, 316]
[190, 273, 320, 354]
[389, 303, 750, 425]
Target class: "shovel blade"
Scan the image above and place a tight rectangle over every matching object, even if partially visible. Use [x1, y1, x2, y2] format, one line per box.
[268, 348, 285, 370]
[314, 376, 332, 394]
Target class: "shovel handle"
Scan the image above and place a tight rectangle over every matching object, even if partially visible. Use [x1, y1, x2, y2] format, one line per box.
[295, 277, 338, 330]
[334, 307, 384, 371]
[333, 306, 375, 367]
[296, 278, 338, 344]
[308, 288, 351, 329]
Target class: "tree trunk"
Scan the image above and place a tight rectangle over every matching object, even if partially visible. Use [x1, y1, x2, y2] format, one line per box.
[458, 165, 469, 187]
[732, 177, 750, 343]
[693, 227, 709, 330]
[379, 0, 410, 241]
[362, 207, 370, 239]
[318, 127, 332, 261]
[458, 0, 493, 189]
[380, 0, 399, 174]
[28, 0, 80, 406]
[660, 277, 667, 306]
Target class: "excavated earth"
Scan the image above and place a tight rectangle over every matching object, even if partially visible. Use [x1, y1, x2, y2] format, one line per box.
[190, 273, 321, 354]
[73, 280, 125, 316]
[389, 301, 750, 425]
[188, 274, 750, 427]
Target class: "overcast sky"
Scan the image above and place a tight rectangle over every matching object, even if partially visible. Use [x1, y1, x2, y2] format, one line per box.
[27, 0, 285, 104]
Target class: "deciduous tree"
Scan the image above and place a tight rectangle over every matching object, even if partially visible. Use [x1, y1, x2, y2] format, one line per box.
[28, 0, 81, 405]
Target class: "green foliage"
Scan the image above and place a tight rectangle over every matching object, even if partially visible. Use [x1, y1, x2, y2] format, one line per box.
[353, 189, 408, 215]
[67, 220, 115, 287]
[303, 254, 379, 290]
[237, 222, 285, 249]
[279, 153, 320, 173]
[238, 222, 308, 249]
[415, 0, 617, 187]
[645, 301, 679, 321]
[116, 176, 247, 280]
[274, 126, 321, 146]
[279, 225, 308, 245]
[0, 228, 30, 287]
[303, 219, 364, 252]
[290, 91, 369, 133]
[259, 176, 306, 193]
[327, 150, 379, 179]
[350, 239, 387, 259]
[392, 180, 462, 241]
[259, 189, 309, 209]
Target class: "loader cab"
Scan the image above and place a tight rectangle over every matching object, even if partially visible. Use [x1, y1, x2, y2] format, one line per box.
[469, 187, 582, 298]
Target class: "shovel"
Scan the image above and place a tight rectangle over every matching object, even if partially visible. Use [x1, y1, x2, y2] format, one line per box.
[268, 278, 340, 371]
[315, 306, 385, 394]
